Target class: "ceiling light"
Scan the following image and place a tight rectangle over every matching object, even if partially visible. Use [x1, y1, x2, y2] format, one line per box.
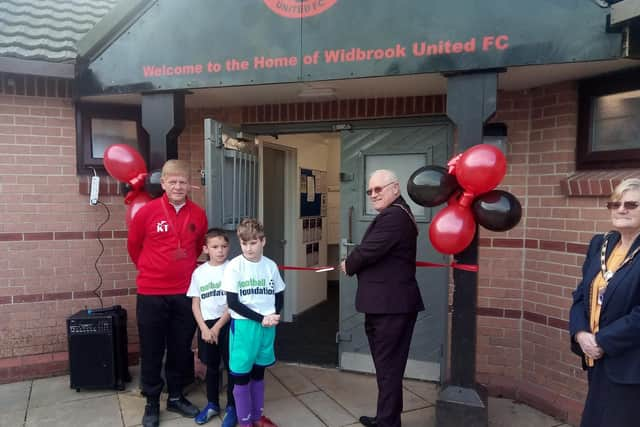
[297, 87, 336, 99]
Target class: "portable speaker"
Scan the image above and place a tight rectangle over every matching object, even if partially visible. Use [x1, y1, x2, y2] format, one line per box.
[67, 306, 130, 391]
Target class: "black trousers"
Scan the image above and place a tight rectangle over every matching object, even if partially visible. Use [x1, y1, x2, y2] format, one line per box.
[137, 294, 196, 399]
[365, 312, 418, 427]
[198, 319, 234, 407]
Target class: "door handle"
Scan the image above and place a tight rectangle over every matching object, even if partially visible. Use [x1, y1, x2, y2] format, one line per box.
[340, 237, 356, 260]
[348, 206, 354, 243]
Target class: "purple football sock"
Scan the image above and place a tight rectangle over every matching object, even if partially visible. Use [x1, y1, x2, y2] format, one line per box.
[249, 379, 265, 421]
[232, 383, 252, 425]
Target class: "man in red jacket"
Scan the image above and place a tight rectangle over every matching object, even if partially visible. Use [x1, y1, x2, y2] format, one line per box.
[128, 159, 208, 427]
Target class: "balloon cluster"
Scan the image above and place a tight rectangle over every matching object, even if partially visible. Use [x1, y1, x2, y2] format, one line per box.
[407, 144, 522, 255]
[103, 144, 162, 226]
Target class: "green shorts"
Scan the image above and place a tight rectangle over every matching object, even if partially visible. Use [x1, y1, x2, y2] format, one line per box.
[228, 318, 276, 374]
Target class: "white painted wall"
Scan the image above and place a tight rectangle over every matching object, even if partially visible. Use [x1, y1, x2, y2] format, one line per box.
[326, 137, 341, 281]
[270, 133, 340, 314]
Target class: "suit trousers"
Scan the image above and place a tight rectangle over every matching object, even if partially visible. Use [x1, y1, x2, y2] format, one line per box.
[137, 294, 196, 399]
[365, 312, 418, 427]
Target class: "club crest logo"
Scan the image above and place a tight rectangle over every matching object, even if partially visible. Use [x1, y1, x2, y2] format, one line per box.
[263, 0, 337, 19]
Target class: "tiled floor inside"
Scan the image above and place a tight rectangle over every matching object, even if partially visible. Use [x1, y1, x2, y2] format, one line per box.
[1, 363, 573, 427]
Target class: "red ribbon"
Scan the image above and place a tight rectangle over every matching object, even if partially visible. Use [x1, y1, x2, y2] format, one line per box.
[278, 262, 478, 272]
[447, 153, 462, 175]
[415, 261, 479, 272]
[279, 265, 335, 271]
[123, 172, 149, 204]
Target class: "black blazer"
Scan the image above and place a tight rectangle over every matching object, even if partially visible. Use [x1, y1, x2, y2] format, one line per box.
[569, 231, 640, 384]
[345, 196, 425, 314]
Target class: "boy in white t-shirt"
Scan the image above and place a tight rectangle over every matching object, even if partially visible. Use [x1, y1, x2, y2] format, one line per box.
[221, 218, 286, 427]
[187, 228, 237, 427]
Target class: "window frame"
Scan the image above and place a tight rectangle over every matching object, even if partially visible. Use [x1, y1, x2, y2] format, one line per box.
[75, 102, 149, 175]
[577, 67, 640, 170]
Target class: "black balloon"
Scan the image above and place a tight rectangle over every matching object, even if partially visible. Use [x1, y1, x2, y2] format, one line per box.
[144, 170, 163, 198]
[472, 190, 522, 232]
[407, 165, 459, 207]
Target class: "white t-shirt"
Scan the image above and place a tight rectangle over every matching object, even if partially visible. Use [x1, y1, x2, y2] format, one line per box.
[187, 261, 228, 321]
[221, 255, 286, 320]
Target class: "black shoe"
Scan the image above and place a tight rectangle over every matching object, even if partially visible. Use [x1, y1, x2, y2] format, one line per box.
[359, 415, 377, 427]
[167, 395, 199, 418]
[142, 402, 160, 427]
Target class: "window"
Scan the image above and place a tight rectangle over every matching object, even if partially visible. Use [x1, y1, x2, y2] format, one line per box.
[218, 133, 258, 230]
[76, 103, 148, 175]
[577, 68, 640, 170]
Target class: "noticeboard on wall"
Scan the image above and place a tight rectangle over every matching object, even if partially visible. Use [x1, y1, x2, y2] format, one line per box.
[300, 168, 327, 218]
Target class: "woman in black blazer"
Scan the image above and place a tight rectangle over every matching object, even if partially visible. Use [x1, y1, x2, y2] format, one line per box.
[569, 178, 640, 427]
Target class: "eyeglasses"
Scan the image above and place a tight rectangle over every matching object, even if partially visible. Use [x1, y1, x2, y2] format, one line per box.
[606, 201, 640, 210]
[366, 181, 396, 196]
[164, 179, 188, 188]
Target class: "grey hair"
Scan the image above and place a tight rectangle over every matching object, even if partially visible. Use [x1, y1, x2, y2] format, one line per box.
[611, 178, 640, 201]
[371, 169, 398, 184]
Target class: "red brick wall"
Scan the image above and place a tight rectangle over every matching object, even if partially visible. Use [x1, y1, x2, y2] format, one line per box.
[233, 87, 600, 424]
[477, 82, 639, 425]
[0, 92, 138, 382]
[0, 89, 245, 382]
[2, 79, 629, 425]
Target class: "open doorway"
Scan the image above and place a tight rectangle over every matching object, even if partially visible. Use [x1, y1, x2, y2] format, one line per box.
[204, 121, 341, 366]
[259, 133, 341, 367]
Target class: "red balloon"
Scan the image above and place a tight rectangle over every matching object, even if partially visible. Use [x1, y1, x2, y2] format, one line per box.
[455, 144, 506, 195]
[126, 192, 152, 227]
[429, 204, 476, 255]
[103, 144, 147, 183]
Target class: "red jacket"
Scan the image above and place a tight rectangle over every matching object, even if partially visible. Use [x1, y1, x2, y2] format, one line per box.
[127, 193, 207, 295]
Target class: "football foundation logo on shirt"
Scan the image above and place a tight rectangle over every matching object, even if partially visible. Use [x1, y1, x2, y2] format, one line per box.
[237, 278, 274, 296]
[263, 0, 337, 18]
[200, 281, 224, 299]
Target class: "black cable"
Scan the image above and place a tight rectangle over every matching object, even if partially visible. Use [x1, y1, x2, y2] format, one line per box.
[91, 201, 110, 308]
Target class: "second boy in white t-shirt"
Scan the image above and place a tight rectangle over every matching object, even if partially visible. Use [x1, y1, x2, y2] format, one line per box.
[188, 228, 237, 427]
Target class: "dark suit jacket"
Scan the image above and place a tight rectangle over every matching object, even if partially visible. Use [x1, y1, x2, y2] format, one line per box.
[345, 196, 425, 314]
[569, 231, 640, 384]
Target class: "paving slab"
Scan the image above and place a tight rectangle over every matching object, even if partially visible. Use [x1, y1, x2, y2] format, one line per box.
[264, 369, 294, 402]
[402, 407, 436, 427]
[269, 363, 319, 395]
[297, 366, 428, 417]
[261, 395, 326, 427]
[119, 392, 177, 427]
[488, 397, 567, 427]
[296, 365, 379, 417]
[403, 378, 439, 405]
[0, 410, 26, 427]
[25, 394, 121, 427]
[341, 408, 436, 427]
[123, 364, 141, 393]
[298, 390, 357, 426]
[0, 381, 32, 427]
[29, 375, 115, 409]
[2, 365, 578, 427]
[118, 385, 208, 427]
[0, 379, 31, 412]
[0, 380, 31, 427]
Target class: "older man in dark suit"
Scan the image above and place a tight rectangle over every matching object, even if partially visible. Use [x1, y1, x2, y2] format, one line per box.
[340, 169, 425, 427]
